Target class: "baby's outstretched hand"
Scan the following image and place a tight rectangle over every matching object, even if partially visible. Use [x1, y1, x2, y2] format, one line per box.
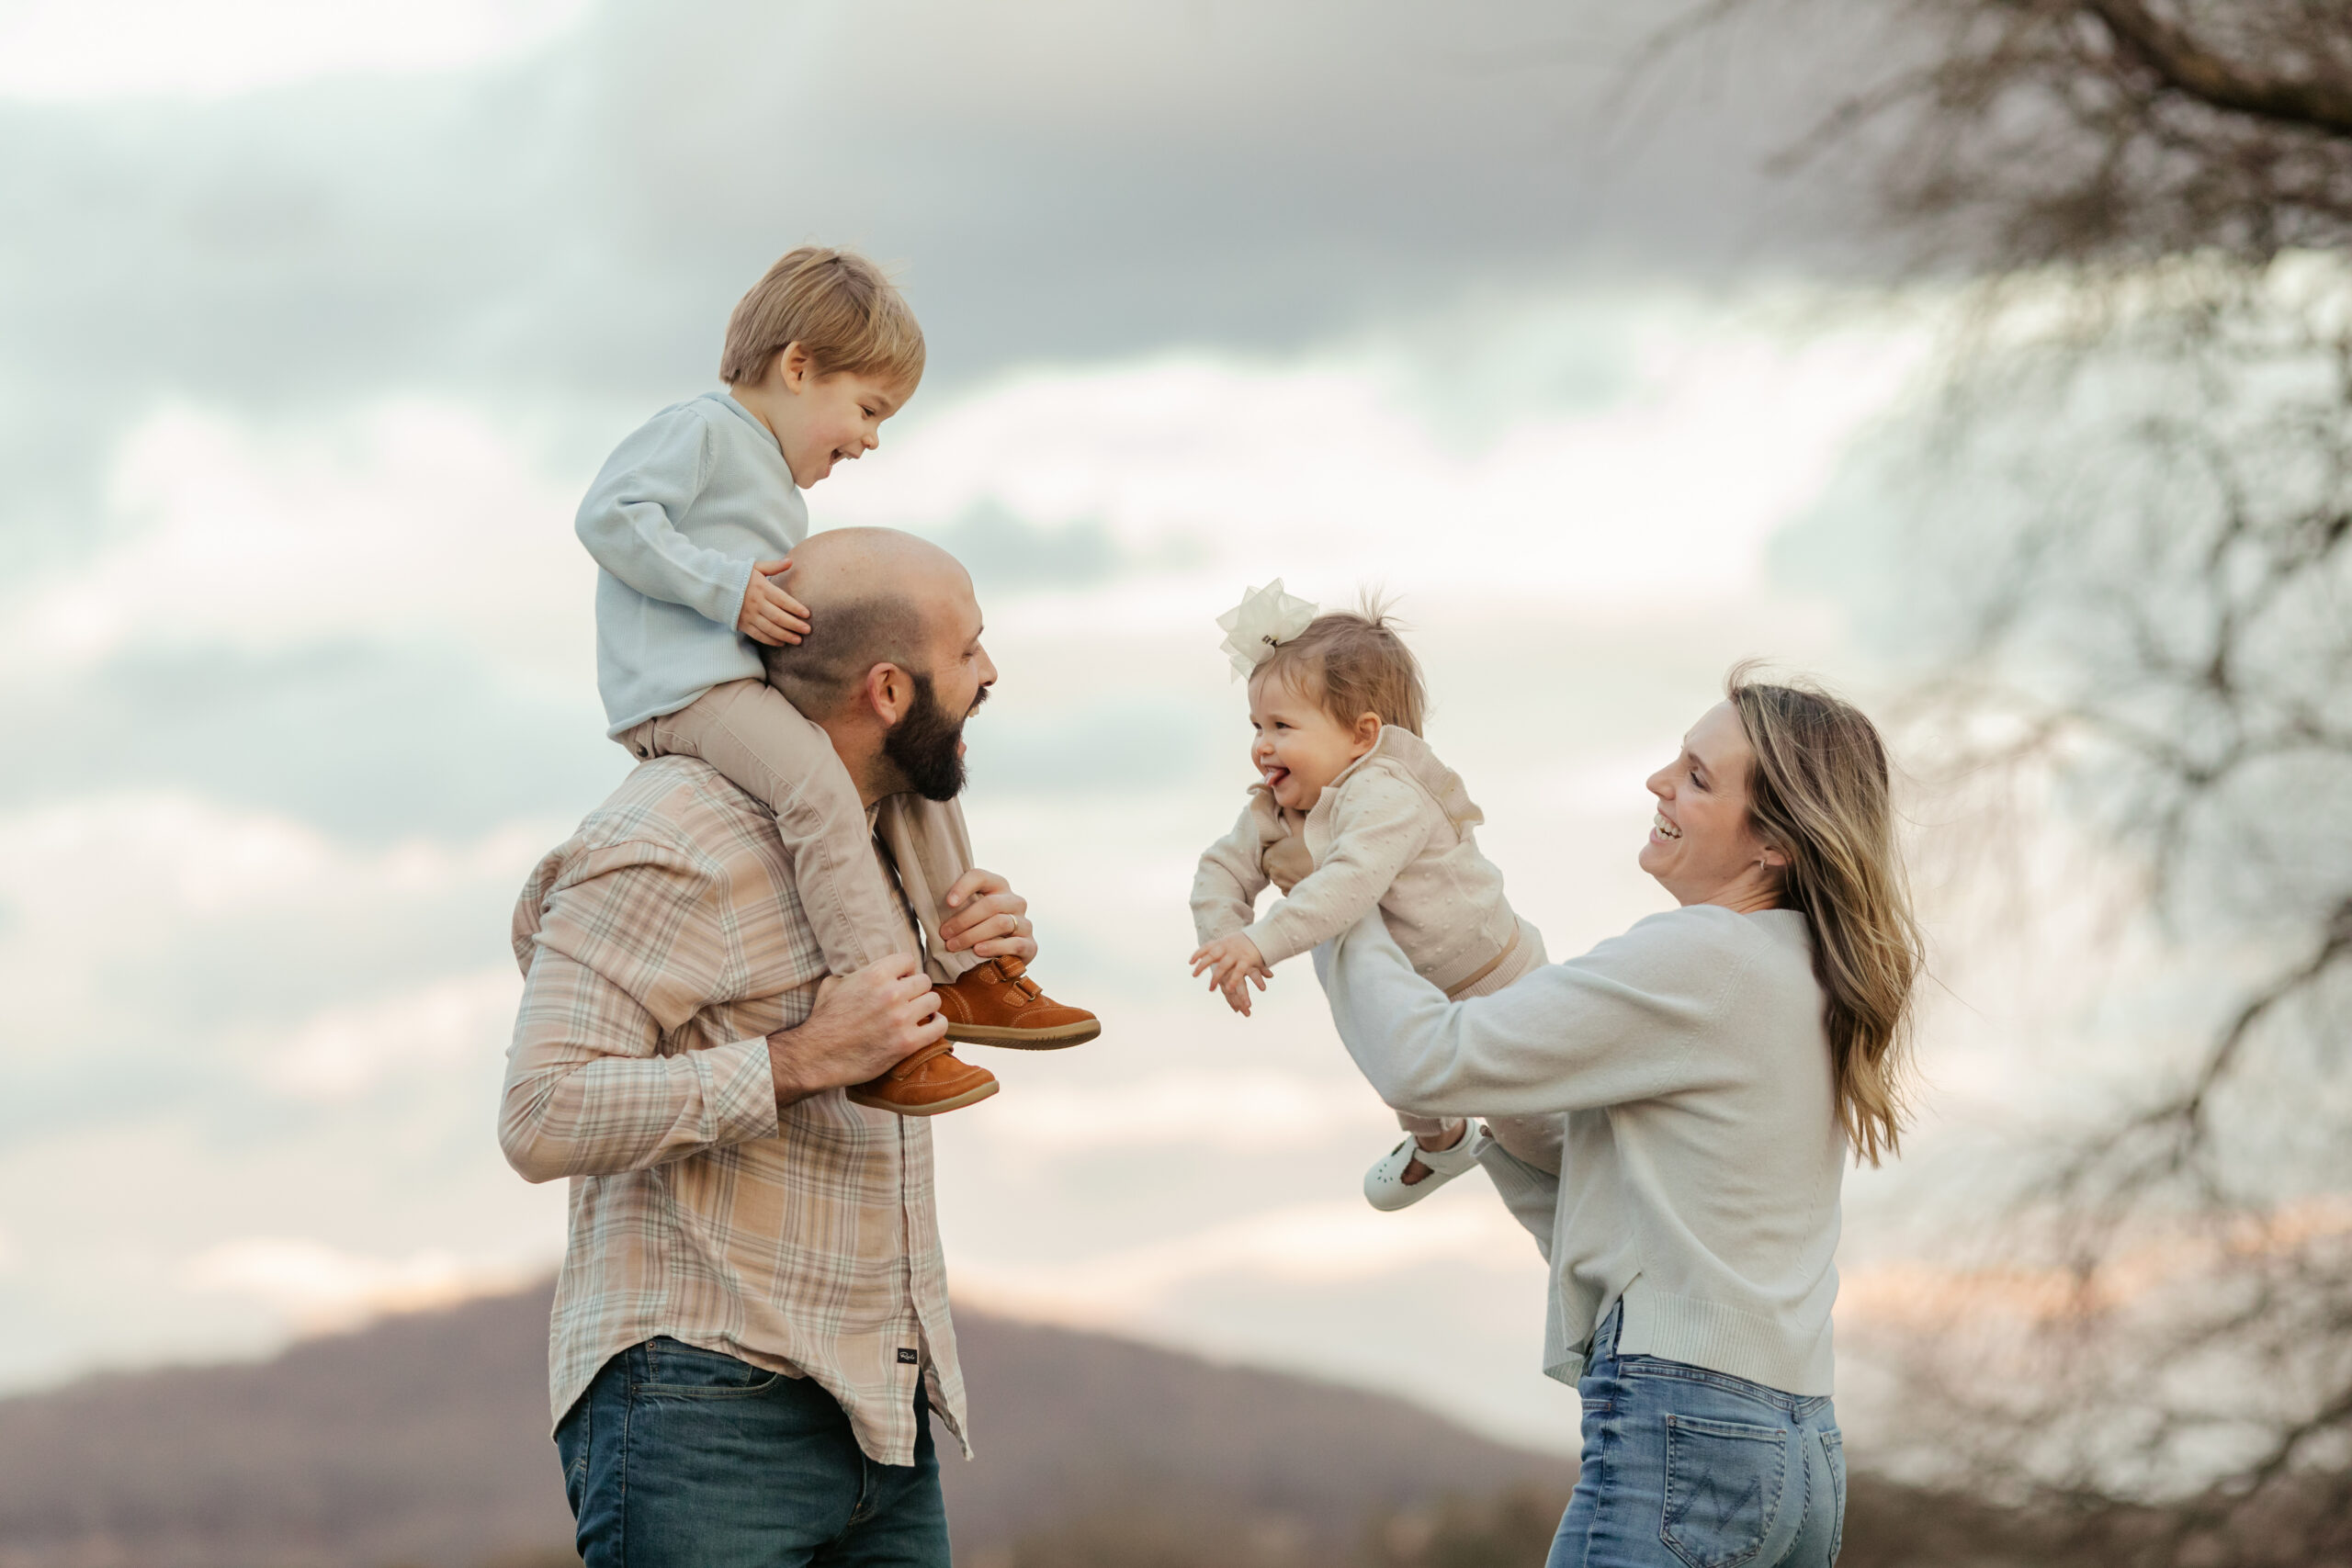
[1190, 933, 1272, 1017]
[1215, 971, 1262, 1015]
[739, 558, 813, 646]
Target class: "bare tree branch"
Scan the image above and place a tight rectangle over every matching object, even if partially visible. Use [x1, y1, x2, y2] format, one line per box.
[2086, 0, 2352, 138]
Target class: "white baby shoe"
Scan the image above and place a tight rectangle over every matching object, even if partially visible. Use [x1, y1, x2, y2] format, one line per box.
[1363, 1122, 1491, 1212]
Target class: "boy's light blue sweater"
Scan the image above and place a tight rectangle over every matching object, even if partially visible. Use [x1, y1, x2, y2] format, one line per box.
[577, 392, 808, 735]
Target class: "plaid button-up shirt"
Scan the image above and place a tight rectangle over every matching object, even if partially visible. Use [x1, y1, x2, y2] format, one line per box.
[501, 757, 967, 1466]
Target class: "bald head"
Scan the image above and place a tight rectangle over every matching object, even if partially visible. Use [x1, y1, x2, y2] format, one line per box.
[760, 528, 976, 719]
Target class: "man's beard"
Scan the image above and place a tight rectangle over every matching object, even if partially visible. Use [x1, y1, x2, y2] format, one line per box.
[882, 671, 983, 802]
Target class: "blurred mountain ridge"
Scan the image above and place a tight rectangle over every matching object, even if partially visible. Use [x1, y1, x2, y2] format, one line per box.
[0, 1279, 1561, 1567]
[0, 1277, 2139, 1568]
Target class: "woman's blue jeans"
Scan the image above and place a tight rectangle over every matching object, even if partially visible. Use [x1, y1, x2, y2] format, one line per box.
[1548, 1305, 1846, 1568]
[555, 1337, 949, 1568]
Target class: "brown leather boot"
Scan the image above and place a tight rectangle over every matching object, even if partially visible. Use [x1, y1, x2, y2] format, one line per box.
[846, 1041, 1000, 1115]
[934, 956, 1102, 1049]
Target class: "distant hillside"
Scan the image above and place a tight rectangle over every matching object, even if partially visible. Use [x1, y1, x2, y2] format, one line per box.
[0, 1281, 1562, 1568]
[0, 1280, 2118, 1568]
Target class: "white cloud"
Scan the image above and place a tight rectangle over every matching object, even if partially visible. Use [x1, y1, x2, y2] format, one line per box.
[953, 1200, 1534, 1326]
[2, 790, 330, 915]
[0, 791, 545, 921]
[824, 293, 1931, 609]
[266, 967, 521, 1100]
[11, 290, 1922, 704]
[0, 792, 552, 1057]
[971, 1069, 1395, 1160]
[11, 401, 591, 681]
[0, 0, 590, 101]
[180, 1235, 531, 1333]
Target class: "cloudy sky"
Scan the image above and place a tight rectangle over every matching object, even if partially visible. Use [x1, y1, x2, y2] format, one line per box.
[0, 0, 2001, 1455]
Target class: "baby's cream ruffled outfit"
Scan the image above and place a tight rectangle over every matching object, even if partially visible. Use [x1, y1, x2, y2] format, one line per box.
[1191, 724, 1561, 1172]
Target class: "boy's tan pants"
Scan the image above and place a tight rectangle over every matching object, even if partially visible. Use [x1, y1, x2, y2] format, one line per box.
[1394, 919, 1562, 1174]
[618, 679, 982, 984]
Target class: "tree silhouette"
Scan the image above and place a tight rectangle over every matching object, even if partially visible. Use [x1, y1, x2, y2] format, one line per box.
[1686, 4, 2352, 1562]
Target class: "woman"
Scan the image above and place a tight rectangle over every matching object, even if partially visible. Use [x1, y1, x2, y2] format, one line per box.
[1314, 668, 1920, 1568]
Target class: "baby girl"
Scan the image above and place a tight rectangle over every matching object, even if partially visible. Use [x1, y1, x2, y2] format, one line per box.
[1188, 582, 1560, 1207]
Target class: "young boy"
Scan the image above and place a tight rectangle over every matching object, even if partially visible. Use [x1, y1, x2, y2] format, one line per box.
[576, 245, 1099, 1114]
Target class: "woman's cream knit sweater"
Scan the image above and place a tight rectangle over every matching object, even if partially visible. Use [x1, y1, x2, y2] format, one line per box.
[1315, 903, 1843, 1396]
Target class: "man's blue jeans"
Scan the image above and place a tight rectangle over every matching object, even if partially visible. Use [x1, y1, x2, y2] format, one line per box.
[556, 1338, 950, 1568]
[1548, 1305, 1846, 1568]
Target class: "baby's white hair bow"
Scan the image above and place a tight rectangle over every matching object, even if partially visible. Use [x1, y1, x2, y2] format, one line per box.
[1216, 579, 1320, 681]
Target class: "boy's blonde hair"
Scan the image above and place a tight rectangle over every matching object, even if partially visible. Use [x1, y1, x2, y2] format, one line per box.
[1252, 597, 1427, 736]
[719, 246, 926, 389]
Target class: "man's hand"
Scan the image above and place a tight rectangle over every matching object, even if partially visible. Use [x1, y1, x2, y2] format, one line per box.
[738, 558, 813, 647]
[939, 868, 1038, 964]
[1189, 932, 1272, 1016]
[766, 953, 944, 1107]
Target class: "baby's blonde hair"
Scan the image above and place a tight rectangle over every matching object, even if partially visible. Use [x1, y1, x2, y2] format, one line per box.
[1251, 596, 1427, 736]
[720, 245, 926, 389]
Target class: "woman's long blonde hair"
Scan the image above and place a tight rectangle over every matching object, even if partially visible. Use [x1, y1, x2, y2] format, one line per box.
[1728, 664, 1923, 1166]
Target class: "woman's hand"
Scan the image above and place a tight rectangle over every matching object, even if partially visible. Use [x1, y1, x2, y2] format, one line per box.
[1190, 933, 1272, 1016]
[939, 868, 1037, 964]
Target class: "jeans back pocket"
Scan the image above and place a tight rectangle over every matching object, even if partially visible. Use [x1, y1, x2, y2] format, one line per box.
[1819, 1428, 1845, 1562]
[1659, 1412, 1788, 1568]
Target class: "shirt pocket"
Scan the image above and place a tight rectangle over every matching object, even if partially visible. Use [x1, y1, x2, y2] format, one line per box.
[1659, 1412, 1790, 1568]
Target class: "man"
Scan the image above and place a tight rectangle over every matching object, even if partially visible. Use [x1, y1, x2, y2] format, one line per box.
[501, 528, 1042, 1566]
